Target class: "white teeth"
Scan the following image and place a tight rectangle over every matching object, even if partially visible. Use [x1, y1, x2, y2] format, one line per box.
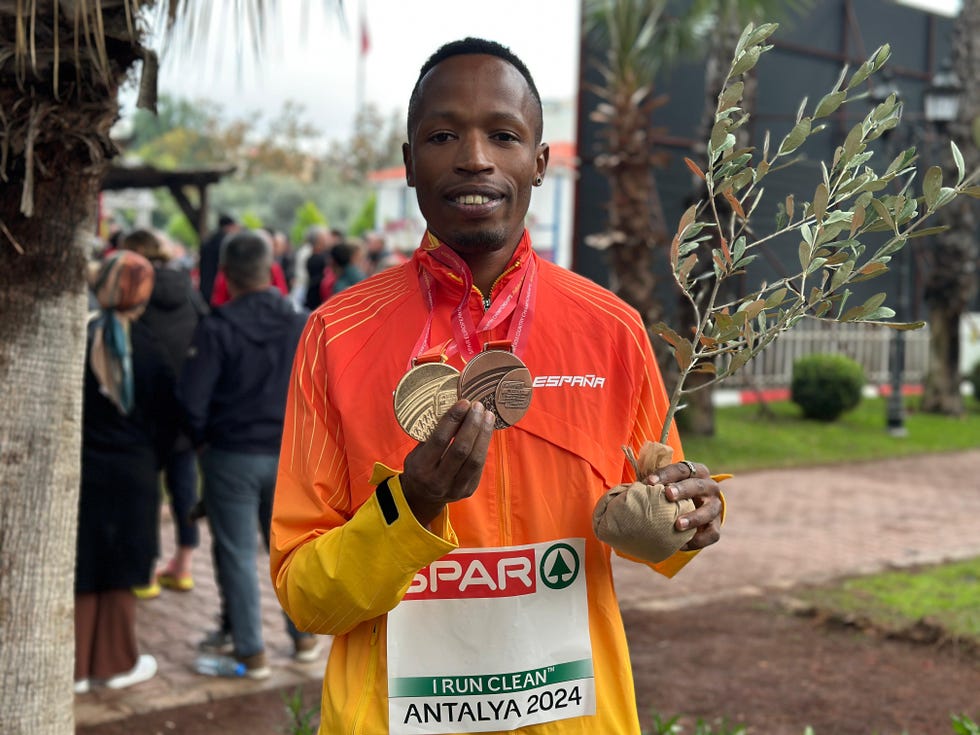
[456, 194, 490, 205]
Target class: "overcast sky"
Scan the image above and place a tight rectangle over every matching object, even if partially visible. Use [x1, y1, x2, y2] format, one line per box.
[131, 0, 960, 148]
[142, 0, 581, 147]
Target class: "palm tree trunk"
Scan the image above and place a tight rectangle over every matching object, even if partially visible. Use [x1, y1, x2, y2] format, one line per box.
[0, 170, 96, 734]
[921, 0, 979, 415]
[921, 301, 963, 414]
[606, 156, 665, 329]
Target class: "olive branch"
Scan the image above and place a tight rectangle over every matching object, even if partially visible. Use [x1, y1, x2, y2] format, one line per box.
[653, 23, 980, 443]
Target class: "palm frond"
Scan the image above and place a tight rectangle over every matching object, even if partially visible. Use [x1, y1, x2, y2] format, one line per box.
[151, 1, 343, 84]
[0, 0, 342, 219]
[2, 0, 147, 90]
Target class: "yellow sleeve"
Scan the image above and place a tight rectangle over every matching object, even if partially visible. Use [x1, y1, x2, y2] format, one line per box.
[276, 473, 457, 635]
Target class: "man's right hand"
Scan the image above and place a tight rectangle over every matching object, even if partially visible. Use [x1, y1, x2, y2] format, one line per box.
[400, 399, 495, 526]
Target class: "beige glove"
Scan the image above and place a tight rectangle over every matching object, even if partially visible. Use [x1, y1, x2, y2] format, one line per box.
[592, 441, 696, 563]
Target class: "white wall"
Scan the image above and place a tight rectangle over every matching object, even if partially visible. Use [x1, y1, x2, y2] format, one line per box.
[962, 313, 980, 373]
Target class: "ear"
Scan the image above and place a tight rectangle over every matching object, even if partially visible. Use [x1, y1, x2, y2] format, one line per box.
[536, 142, 550, 182]
[402, 142, 415, 188]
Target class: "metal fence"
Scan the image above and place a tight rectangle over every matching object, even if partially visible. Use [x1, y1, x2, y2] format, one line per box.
[720, 322, 931, 389]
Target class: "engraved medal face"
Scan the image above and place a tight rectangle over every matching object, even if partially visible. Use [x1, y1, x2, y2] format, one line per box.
[494, 367, 533, 427]
[431, 374, 461, 425]
[458, 350, 532, 429]
[393, 363, 460, 441]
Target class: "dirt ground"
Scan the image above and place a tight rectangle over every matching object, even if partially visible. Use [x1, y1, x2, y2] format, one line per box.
[77, 591, 980, 735]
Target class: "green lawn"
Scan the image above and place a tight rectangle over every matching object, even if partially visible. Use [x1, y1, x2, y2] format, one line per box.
[681, 396, 980, 473]
[797, 557, 980, 642]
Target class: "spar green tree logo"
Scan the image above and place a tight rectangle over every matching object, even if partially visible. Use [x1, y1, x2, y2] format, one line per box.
[540, 543, 580, 589]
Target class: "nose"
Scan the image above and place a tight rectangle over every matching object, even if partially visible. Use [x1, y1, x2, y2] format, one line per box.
[454, 132, 494, 175]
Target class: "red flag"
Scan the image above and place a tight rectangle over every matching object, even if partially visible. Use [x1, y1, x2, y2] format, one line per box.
[359, 9, 370, 56]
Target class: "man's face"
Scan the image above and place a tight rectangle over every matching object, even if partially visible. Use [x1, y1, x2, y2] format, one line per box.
[403, 54, 548, 256]
[313, 232, 330, 254]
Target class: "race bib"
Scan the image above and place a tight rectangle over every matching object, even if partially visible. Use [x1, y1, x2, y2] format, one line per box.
[387, 539, 595, 733]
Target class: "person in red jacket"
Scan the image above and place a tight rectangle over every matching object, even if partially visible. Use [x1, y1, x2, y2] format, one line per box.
[271, 38, 723, 734]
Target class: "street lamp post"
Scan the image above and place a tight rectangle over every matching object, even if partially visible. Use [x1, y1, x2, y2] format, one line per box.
[886, 228, 909, 436]
[869, 72, 909, 436]
[871, 63, 961, 436]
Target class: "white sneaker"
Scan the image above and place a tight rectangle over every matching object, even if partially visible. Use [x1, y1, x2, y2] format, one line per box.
[293, 636, 324, 663]
[237, 652, 271, 680]
[104, 654, 157, 690]
[293, 635, 323, 664]
[73, 679, 91, 694]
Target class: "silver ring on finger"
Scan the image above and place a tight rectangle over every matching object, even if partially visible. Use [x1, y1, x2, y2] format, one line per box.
[682, 460, 697, 479]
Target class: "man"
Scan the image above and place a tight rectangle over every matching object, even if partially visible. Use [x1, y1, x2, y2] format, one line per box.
[270, 38, 723, 734]
[121, 229, 208, 595]
[362, 230, 390, 276]
[326, 241, 366, 297]
[303, 226, 342, 311]
[197, 213, 240, 304]
[178, 231, 321, 679]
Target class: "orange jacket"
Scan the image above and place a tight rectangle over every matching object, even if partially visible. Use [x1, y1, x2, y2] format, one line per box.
[271, 233, 697, 734]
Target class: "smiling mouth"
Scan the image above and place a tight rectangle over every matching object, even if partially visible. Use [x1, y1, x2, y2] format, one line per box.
[453, 194, 498, 205]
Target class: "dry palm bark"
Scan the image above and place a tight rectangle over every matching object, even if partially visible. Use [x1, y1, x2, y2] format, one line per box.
[584, 0, 672, 342]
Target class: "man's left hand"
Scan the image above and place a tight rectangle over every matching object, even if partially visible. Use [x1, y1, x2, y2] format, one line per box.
[646, 461, 722, 551]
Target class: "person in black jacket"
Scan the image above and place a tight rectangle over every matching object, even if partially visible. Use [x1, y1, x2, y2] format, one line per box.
[122, 229, 209, 594]
[197, 213, 239, 304]
[177, 230, 320, 679]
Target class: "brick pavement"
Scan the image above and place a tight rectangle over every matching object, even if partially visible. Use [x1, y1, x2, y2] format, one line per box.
[74, 449, 980, 728]
[74, 507, 330, 728]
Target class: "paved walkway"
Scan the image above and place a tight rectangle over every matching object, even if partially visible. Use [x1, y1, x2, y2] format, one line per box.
[74, 449, 980, 728]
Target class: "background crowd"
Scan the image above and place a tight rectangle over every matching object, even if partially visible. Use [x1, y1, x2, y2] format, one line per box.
[74, 217, 400, 691]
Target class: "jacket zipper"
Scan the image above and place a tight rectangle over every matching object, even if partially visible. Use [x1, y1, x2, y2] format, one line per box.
[497, 431, 512, 545]
[477, 258, 522, 313]
[349, 621, 380, 734]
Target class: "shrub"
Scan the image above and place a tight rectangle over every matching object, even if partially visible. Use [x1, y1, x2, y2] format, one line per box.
[791, 353, 865, 421]
[166, 212, 199, 249]
[290, 200, 328, 247]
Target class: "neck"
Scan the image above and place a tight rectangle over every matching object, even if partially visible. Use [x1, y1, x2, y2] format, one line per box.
[228, 282, 269, 300]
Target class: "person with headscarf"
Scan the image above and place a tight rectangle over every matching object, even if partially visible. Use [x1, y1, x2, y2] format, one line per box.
[75, 251, 179, 693]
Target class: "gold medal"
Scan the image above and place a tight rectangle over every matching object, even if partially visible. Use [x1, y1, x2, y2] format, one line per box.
[432, 374, 461, 424]
[393, 362, 460, 441]
[458, 349, 533, 429]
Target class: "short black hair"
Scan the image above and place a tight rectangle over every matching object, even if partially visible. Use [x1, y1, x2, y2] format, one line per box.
[406, 37, 543, 143]
[330, 242, 353, 268]
[220, 231, 272, 290]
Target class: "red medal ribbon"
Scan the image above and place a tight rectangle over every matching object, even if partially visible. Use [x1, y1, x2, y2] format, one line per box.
[410, 230, 537, 366]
